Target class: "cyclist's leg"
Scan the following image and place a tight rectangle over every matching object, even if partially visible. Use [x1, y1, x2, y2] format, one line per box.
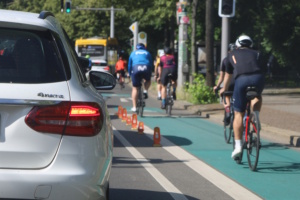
[141, 67, 151, 99]
[171, 70, 177, 100]
[231, 76, 248, 159]
[131, 68, 142, 112]
[160, 68, 168, 109]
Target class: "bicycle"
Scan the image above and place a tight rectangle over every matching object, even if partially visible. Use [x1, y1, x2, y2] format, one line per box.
[214, 87, 234, 145]
[165, 73, 174, 116]
[116, 71, 125, 90]
[136, 81, 145, 117]
[234, 86, 261, 171]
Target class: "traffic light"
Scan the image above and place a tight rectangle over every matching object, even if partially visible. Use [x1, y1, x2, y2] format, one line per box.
[218, 0, 235, 17]
[65, 1, 71, 13]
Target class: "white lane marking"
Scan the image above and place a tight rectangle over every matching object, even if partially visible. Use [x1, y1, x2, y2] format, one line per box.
[113, 127, 188, 200]
[142, 125, 263, 200]
[120, 98, 128, 103]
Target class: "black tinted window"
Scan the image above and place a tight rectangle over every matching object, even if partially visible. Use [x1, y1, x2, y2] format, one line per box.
[0, 28, 66, 83]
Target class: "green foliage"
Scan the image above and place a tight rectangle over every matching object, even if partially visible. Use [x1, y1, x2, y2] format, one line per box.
[185, 73, 218, 104]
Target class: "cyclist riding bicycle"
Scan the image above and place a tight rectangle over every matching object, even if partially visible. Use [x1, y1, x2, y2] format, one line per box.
[158, 46, 178, 109]
[115, 55, 126, 88]
[214, 43, 236, 125]
[128, 43, 153, 112]
[219, 35, 265, 159]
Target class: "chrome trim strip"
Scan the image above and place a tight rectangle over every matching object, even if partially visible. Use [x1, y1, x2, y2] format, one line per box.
[0, 99, 62, 105]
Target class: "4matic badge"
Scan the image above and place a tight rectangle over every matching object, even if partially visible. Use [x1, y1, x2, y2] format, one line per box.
[38, 92, 64, 99]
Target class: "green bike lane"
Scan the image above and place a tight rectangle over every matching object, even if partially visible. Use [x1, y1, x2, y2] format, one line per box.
[127, 107, 300, 200]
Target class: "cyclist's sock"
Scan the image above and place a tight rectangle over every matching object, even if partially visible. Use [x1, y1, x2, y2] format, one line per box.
[158, 91, 161, 97]
[162, 99, 166, 105]
[144, 90, 147, 93]
[225, 106, 230, 113]
[235, 140, 242, 149]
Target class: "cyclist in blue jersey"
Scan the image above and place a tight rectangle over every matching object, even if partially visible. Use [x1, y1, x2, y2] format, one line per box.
[128, 43, 153, 112]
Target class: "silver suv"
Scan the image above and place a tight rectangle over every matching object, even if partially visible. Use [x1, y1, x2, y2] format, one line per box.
[0, 9, 116, 200]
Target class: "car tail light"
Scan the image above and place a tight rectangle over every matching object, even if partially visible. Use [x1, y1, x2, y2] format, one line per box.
[25, 102, 103, 136]
[104, 66, 110, 71]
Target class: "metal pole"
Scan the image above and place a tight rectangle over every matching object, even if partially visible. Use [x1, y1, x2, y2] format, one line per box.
[177, 0, 188, 89]
[221, 17, 229, 61]
[110, 6, 114, 38]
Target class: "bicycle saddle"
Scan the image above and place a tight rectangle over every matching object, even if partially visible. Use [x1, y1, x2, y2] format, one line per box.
[246, 86, 260, 100]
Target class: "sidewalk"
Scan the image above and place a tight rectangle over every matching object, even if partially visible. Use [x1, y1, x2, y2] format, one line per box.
[149, 85, 300, 148]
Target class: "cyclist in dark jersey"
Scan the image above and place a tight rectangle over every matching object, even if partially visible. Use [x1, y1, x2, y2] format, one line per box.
[220, 35, 265, 159]
[214, 43, 236, 125]
[158, 46, 177, 109]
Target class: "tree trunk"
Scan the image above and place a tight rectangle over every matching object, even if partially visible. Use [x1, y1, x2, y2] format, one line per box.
[205, 0, 215, 87]
[191, 0, 198, 83]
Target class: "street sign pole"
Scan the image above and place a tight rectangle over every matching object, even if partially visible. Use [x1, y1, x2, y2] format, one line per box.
[177, 0, 189, 90]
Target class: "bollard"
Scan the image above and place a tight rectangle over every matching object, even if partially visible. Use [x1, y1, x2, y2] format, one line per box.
[122, 108, 127, 122]
[126, 115, 132, 126]
[138, 121, 144, 134]
[118, 106, 123, 119]
[131, 113, 138, 130]
[153, 127, 162, 147]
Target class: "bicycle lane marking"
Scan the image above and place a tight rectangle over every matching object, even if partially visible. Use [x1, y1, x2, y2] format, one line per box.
[140, 124, 262, 200]
[113, 127, 189, 200]
[140, 116, 300, 200]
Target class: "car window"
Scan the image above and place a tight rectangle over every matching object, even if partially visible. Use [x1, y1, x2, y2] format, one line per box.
[0, 28, 66, 83]
[62, 29, 87, 83]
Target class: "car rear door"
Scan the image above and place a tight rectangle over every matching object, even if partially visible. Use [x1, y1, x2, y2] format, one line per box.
[0, 28, 70, 169]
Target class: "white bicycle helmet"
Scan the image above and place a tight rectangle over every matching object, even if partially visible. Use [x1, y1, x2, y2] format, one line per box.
[235, 35, 253, 48]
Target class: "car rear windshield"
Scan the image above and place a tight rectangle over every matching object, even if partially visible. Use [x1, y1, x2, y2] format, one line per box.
[0, 28, 66, 83]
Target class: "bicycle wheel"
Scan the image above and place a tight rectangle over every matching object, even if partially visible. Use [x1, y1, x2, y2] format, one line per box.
[166, 97, 172, 116]
[224, 111, 232, 144]
[138, 87, 144, 117]
[246, 112, 260, 171]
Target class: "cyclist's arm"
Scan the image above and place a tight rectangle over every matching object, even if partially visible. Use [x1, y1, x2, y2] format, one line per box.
[128, 55, 133, 76]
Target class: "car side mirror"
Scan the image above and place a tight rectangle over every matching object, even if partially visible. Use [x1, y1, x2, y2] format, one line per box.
[89, 71, 116, 90]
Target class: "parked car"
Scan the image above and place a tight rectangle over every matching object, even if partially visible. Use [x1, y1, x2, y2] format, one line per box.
[0, 9, 116, 200]
[91, 59, 110, 73]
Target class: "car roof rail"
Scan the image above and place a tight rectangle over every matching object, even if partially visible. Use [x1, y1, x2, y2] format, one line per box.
[38, 11, 55, 19]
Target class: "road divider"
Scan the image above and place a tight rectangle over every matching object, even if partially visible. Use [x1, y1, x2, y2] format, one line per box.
[131, 113, 138, 130]
[138, 122, 144, 134]
[126, 115, 132, 125]
[122, 108, 127, 122]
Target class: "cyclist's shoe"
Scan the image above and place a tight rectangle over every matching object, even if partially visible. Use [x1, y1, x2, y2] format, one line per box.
[157, 96, 162, 100]
[161, 103, 166, 109]
[131, 107, 137, 112]
[231, 147, 242, 159]
[172, 92, 176, 100]
[143, 92, 148, 99]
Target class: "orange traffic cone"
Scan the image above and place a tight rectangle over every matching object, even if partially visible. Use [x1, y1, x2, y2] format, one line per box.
[126, 115, 132, 126]
[131, 114, 138, 130]
[153, 127, 162, 147]
[122, 108, 127, 122]
[118, 106, 123, 119]
[138, 121, 144, 134]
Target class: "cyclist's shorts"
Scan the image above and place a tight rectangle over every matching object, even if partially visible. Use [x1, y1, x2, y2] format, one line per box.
[228, 78, 235, 92]
[161, 67, 177, 86]
[233, 73, 265, 112]
[131, 65, 152, 87]
[116, 69, 125, 78]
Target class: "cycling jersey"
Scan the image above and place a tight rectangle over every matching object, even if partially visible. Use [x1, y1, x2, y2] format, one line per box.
[115, 59, 125, 72]
[225, 48, 262, 79]
[128, 49, 153, 76]
[160, 54, 176, 68]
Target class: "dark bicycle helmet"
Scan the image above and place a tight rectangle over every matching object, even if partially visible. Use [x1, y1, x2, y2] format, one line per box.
[164, 46, 172, 54]
[235, 35, 253, 48]
[228, 43, 236, 51]
[136, 43, 146, 50]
